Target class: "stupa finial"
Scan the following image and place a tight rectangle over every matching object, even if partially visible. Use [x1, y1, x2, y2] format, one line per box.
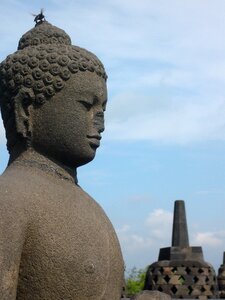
[171, 200, 189, 247]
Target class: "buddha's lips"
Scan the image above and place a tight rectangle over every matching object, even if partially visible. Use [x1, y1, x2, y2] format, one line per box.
[87, 135, 101, 148]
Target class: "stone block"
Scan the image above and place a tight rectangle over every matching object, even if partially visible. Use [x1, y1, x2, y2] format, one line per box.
[131, 290, 171, 300]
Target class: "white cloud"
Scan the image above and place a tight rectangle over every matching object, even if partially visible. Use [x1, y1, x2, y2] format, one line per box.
[117, 224, 130, 234]
[106, 91, 225, 144]
[116, 208, 173, 269]
[117, 226, 155, 255]
[145, 209, 173, 240]
[192, 231, 225, 248]
[101, 1, 225, 144]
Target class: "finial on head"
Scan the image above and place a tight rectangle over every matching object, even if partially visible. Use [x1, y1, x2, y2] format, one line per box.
[33, 8, 45, 24]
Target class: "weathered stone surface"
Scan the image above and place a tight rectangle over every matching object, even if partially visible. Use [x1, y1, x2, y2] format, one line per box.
[172, 200, 189, 247]
[131, 290, 171, 300]
[217, 252, 225, 298]
[0, 19, 124, 299]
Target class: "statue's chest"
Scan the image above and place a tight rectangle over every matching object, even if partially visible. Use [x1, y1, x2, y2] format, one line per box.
[19, 188, 116, 299]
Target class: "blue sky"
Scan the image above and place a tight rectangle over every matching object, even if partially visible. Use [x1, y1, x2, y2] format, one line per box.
[1, 0, 225, 275]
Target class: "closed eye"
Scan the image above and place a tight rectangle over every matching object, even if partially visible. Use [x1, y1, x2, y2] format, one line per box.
[78, 100, 93, 110]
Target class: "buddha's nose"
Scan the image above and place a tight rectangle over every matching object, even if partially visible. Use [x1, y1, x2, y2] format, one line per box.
[93, 111, 105, 133]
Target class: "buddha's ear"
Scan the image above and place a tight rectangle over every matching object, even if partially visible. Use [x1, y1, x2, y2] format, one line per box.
[14, 88, 34, 140]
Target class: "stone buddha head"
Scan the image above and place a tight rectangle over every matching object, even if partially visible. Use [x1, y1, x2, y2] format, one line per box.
[0, 21, 107, 168]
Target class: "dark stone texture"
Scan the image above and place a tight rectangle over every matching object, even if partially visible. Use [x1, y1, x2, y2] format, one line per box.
[217, 252, 225, 298]
[0, 21, 124, 299]
[172, 200, 189, 247]
[131, 291, 171, 300]
[0, 21, 107, 154]
[158, 246, 204, 261]
[159, 201, 203, 263]
[144, 200, 218, 299]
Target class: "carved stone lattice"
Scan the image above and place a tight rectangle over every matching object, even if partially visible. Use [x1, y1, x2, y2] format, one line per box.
[218, 252, 225, 298]
[145, 262, 218, 299]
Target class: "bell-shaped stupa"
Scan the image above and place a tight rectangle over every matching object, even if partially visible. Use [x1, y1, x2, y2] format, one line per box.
[144, 200, 218, 299]
[218, 252, 225, 298]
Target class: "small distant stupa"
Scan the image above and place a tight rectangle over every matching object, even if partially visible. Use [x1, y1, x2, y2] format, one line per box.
[144, 200, 218, 299]
[218, 252, 225, 298]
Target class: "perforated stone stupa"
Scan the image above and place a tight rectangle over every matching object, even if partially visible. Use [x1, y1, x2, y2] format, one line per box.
[218, 252, 225, 298]
[144, 200, 218, 299]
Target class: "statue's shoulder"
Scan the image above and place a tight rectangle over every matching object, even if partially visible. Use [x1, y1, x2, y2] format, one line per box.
[0, 164, 28, 185]
[0, 169, 22, 197]
[0, 170, 31, 232]
[0, 165, 37, 209]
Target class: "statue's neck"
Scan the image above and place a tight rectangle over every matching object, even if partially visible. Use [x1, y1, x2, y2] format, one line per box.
[8, 149, 77, 184]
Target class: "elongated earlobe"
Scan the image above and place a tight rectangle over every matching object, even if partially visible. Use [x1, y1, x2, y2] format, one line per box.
[14, 88, 34, 142]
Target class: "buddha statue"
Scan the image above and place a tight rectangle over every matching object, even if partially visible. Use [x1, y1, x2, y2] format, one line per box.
[0, 20, 124, 299]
